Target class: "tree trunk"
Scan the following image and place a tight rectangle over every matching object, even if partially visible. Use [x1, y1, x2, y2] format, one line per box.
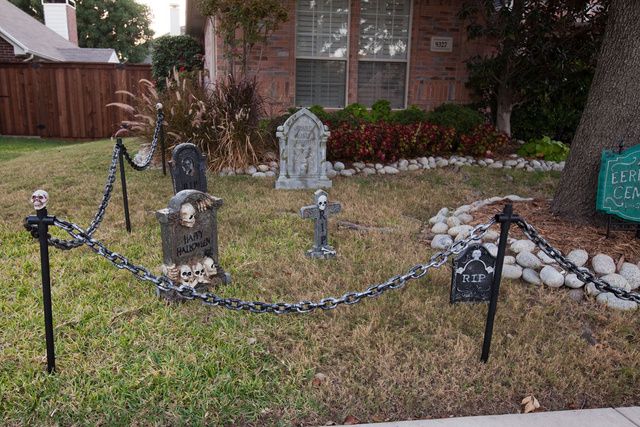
[496, 83, 513, 136]
[551, 0, 640, 224]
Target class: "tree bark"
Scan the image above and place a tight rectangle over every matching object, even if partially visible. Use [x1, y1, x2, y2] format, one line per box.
[496, 82, 513, 136]
[551, 0, 640, 224]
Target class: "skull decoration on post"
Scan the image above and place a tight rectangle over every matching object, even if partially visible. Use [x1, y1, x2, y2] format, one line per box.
[317, 194, 327, 211]
[156, 189, 230, 301]
[31, 190, 49, 211]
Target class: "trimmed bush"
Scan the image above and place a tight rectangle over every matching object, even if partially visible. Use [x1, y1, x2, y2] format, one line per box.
[390, 105, 427, 124]
[425, 103, 484, 135]
[151, 35, 204, 89]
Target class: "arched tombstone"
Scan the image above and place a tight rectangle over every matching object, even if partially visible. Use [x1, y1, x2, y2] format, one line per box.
[169, 143, 207, 194]
[156, 189, 229, 301]
[275, 108, 332, 190]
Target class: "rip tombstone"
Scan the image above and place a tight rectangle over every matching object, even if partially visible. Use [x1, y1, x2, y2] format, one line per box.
[169, 143, 207, 194]
[450, 244, 496, 303]
[156, 189, 229, 301]
[300, 190, 341, 259]
[275, 108, 332, 190]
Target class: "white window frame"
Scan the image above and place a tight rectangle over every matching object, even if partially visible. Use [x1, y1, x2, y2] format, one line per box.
[356, 0, 412, 109]
[294, 0, 351, 108]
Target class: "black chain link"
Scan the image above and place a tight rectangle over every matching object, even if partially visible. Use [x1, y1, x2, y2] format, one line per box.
[24, 110, 164, 250]
[120, 110, 165, 171]
[51, 216, 496, 314]
[515, 218, 640, 303]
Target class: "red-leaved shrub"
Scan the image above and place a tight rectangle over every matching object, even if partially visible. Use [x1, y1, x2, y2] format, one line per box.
[327, 122, 456, 163]
[458, 124, 510, 157]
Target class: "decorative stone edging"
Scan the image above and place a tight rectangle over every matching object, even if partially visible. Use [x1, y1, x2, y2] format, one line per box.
[218, 155, 565, 178]
[428, 196, 639, 311]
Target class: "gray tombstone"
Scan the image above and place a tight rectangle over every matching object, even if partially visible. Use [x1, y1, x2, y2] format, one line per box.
[275, 108, 332, 190]
[450, 244, 496, 303]
[169, 143, 207, 194]
[156, 189, 228, 301]
[300, 189, 341, 259]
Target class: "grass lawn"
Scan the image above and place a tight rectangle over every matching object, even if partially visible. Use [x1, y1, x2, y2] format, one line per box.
[0, 137, 638, 425]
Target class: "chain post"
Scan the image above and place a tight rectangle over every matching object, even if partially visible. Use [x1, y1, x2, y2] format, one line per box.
[26, 204, 57, 373]
[117, 138, 132, 233]
[157, 104, 166, 176]
[481, 203, 517, 363]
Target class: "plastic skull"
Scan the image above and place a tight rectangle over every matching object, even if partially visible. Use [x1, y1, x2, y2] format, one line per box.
[203, 257, 217, 277]
[31, 190, 49, 211]
[317, 194, 328, 211]
[179, 203, 196, 227]
[192, 262, 208, 284]
[179, 265, 195, 287]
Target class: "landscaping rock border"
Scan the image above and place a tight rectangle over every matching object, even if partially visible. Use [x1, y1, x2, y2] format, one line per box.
[221, 154, 565, 178]
[428, 196, 639, 312]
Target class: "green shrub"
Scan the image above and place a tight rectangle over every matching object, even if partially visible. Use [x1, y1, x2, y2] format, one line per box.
[390, 105, 427, 124]
[425, 103, 484, 135]
[308, 105, 330, 122]
[151, 35, 204, 89]
[517, 136, 569, 162]
[370, 99, 392, 122]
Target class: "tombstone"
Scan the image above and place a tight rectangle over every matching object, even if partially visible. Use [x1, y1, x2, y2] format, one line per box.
[450, 244, 496, 303]
[156, 189, 228, 301]
[169, 143, 207, 194]
[300, 190, 341, 259]
[275, 108, 332, 190]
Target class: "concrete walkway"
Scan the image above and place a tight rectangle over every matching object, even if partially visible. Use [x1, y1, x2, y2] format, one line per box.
[342, 407, 640, 427]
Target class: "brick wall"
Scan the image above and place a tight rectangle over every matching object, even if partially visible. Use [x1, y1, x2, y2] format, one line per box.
[0, 37, 20, 63]
[204, 0, 491, 115]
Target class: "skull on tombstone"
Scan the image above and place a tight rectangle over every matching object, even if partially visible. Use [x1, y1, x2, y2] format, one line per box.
[179, 265, 196, 287]
[179, 203, 196, 227]
[192, 262, 209, 284]
[203, 257, 217, 277]
[317, 194, 327, 211]
[31, 190, 49, 211]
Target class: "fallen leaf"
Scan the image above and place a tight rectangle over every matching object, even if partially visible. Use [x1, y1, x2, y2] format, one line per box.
[521, 395, 541, 413]
[247, 337, 257, 345]
[343, 415, 361, 425]
[312, 373, 328, 387]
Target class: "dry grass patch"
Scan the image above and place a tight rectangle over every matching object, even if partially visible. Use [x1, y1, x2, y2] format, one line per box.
[0, 137, 638, 425]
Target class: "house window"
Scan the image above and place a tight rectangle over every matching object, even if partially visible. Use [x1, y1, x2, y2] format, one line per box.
[358, 0, 411, 108]
[295, 0, 349, 107]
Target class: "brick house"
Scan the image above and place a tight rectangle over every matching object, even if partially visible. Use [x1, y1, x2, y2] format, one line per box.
[0, 0, 118, 63]
[185, 0, 490, 115]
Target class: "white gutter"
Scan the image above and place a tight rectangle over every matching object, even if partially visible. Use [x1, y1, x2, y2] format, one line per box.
[22, 53, 34, 62]
[0, 26, 63, 62]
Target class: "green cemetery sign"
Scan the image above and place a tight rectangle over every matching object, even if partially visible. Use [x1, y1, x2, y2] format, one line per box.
[596, 143, 640, 222]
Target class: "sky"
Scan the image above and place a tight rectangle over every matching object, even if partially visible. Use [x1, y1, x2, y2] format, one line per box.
[137, 0, 186, 38]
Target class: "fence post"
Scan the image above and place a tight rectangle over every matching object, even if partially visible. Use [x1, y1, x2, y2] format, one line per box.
[117, 138, 132, 233]
[158, 105, 166, 176]
[26, 202, 57, 373]
[480, 203, 515, 363]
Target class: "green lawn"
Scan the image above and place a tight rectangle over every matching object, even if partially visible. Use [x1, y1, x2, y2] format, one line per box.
[0, 137, 638, 425]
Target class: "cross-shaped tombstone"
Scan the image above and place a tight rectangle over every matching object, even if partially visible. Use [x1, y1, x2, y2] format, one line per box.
[300, 189, 341, 259]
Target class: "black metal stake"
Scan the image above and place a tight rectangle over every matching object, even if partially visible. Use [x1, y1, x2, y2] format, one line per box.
[117, 138, 132, 233]
[160, 120, 166, 176]
[481, 203, 515, 363]
[27, 208, 57, 373]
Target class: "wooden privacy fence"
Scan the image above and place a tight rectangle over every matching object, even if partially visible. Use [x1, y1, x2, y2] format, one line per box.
[0, 62, 151, 139]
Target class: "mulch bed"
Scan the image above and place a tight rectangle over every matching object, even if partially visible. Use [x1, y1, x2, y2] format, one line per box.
[472, 199, 640, 265]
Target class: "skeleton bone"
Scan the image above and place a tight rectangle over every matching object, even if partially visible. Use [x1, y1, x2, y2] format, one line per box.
[179, 203, 196, 227]
[195, 196, 215, 213]
[162, 263, 180, 282]
[31, 190, 49, 211]
[203, 257, 217, 277]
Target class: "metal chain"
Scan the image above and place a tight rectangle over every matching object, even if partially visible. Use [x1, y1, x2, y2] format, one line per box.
[120, 110, 165, 171]
[515, 218, 640, 303]
[51, 216, 496, 314]
[24, 110, 164, 250]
